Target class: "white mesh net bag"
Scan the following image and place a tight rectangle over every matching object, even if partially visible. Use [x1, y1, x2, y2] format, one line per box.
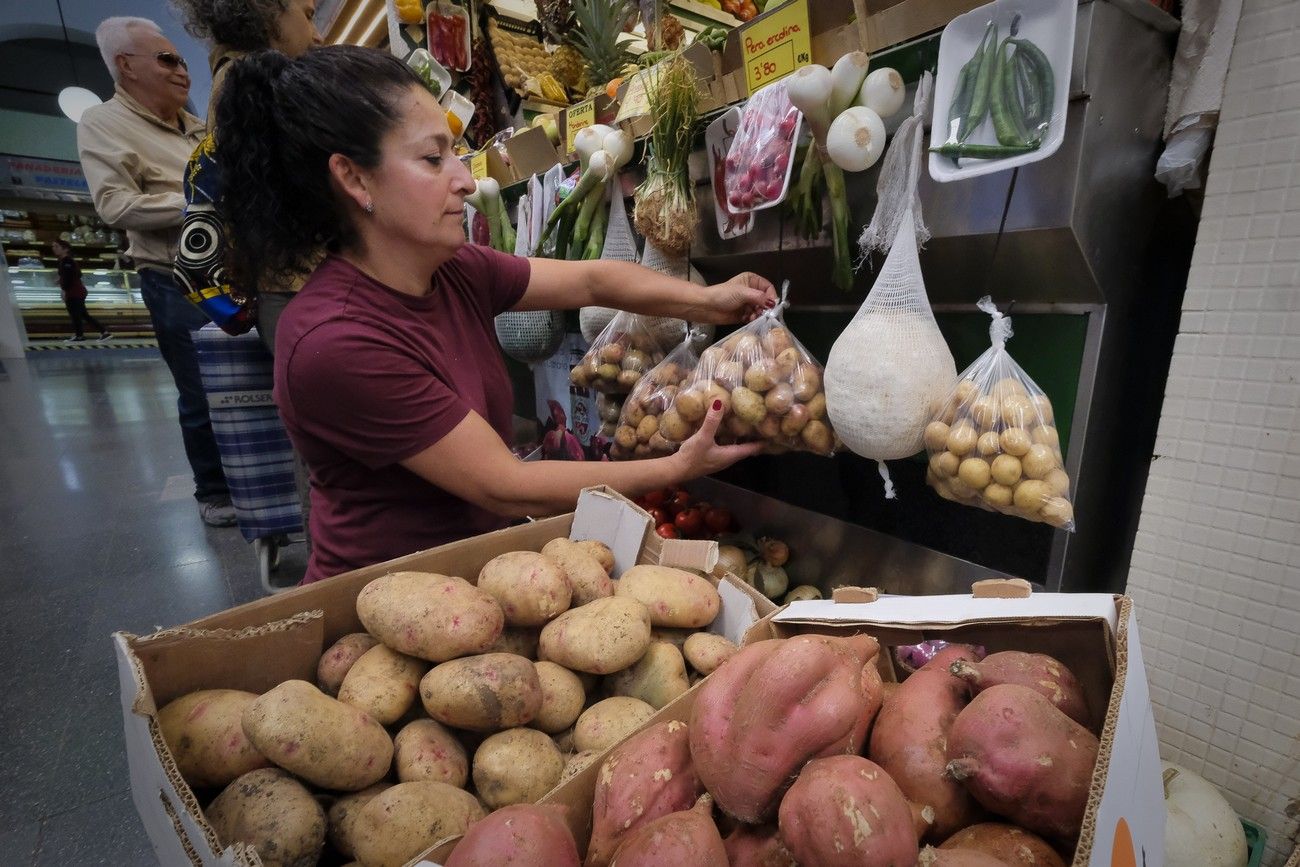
[495, 181, 565, 364]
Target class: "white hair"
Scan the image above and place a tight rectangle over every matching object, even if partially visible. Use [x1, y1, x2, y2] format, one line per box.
[95, 16, 164, 82]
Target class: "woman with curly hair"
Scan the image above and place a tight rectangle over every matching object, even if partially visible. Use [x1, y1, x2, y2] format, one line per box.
[214, 47, 776, 583]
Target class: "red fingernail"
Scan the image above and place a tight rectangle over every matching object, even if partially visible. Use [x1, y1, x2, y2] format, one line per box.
[765, 300, 775, 308]
[713, 400, 723, 411]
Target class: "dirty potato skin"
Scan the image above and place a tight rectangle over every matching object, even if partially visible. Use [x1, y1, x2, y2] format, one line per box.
[615, 565, 721, 628]
[538, 597, 652, 674]
[355, 571, 504, 662]
[607, 640, 690, 709]
[532, 661, 587, 734]
[573, 697, 657, 753]
[351, 781, 486, 867]
[317, 633, 380, 696]
[158, 688, 270, 789]
[206, 768, 325, 867]
[477, 552, 572, 627]
[419, 653, 542, 732]
[394, 719, 469, 786]
[337, 644, 429, 725]
[471, 727, 565, 808]
[327, 783, 391, 858]
[541, 538, 614, 605]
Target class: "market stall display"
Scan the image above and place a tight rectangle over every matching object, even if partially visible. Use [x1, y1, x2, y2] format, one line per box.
[610, 327, 704, 459]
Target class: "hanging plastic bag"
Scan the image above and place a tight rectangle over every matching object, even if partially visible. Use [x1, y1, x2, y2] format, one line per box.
[925, 297, 1075, 530]
[663, 284, 836, 456]
[610, 327, 706, 460]
[723, 81, 800, 212]
[569, 310, 670, 395]
[596, 393, 625, 439]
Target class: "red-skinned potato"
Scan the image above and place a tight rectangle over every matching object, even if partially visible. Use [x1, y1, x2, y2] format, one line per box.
[351, 781, 485, 867]
[158, 689, 271, 789]
[949, 650, 1092, 729]
[317, 633, 380, 696]
[587, 720, 703, 867]
[723, 823, 797, 867]
[946, 684, 1099, 841]
[777, 755, 919, 867]
[607, 794, 726, 867]
[689, 634, 883, 822]
[356, 572, 504, 662]
[940, 822, 1067, 867]
[444, 804, 580, 866]
[919, 844, 1009, 866]
[393, 719, 468, 786]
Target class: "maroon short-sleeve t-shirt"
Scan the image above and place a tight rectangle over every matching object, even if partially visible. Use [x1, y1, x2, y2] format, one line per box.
[273, 246, 530, 583]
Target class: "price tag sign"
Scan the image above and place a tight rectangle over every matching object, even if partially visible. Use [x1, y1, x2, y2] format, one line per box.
[615, 70, 652, 122]
[469, 150, 488, 179]
[739, 0, 812, 95]
[565, 99, 596, 154]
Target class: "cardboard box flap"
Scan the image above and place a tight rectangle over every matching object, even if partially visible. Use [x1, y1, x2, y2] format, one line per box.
[775, 592, 1121, 631]
[570, 486, 651, 577]
[712, 578, 763, 644]
[657, 538, 719, 573]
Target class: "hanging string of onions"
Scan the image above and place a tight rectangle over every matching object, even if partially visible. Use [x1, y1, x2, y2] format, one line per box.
[633, 54, 701, 257]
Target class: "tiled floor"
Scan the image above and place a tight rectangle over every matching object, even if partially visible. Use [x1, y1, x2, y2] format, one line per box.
[0, 347, 305, 864]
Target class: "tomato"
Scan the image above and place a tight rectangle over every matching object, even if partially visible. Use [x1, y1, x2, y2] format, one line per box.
[642, 489, 668, 508]
[704, 506, 733, 534]
[656, 522, 680, 539]
[674, 507, 704, 538]
[647, 507, 669, 526]
[668, 490, 693, 514]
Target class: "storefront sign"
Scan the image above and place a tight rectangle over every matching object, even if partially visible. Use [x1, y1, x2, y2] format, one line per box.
[739, 0, 812, 94]
[565, 99, 596, 154]
[0, 154, 91, 201]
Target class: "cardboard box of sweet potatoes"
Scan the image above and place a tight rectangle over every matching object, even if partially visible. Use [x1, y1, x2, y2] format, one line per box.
[114, 487, 773, 867]
[423, 588, 1164, 866]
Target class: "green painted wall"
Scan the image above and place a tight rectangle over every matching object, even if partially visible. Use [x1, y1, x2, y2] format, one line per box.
[0, 109, 80, 162]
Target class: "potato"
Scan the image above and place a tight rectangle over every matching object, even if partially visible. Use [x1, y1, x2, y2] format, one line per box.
[420, 653, 541, 732]
[317, 633, 380, 696]
[206, 768, 325, 867]
[328, 783, 391, 858]
[658, 408, 694, 443]
[356, 571, 504, 662]
[541, 538, 614, 606]
[792, 365, 821, 402]
[560, 749, 600, 784]
[351, 781, 486, 867]
[158, 689, 270, 789]
[615, 565, 720, 629]
[608, 641, 690, 709]
[477, 551, 572, 626]
[242, 680, 392, 791]
[576, 540, 615, 573]
[533, 661, 586, 734]
[682, 633, 738, 675]
[394, 719, 469, 786]
[337, 644, 428, 725]
[574, 697, 656, 753]
[730, 386, 767, 426]
[648, 627, 693, 650]
[800, 420, 834, 454]
[539, 596, 652, 674]
[485, 626, 541, 659]
[472, 727, 565, 808]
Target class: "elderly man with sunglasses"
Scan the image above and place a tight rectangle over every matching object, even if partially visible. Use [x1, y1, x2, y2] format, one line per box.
[77, 16, 235, 528]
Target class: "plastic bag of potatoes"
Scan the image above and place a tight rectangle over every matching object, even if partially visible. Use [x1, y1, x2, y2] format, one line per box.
[610, 328, 708, 460]
[662, 299, 837, 456]
[925, 297, 1075, 529]
[569, 311, 670, 395]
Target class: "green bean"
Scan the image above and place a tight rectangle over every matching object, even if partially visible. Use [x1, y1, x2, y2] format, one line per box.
[1010, 38, 1055, 129]
[930, 141, 1040, 158]
[961, 22, 999, 143]
[991, 39, 1030, 146]
[948, 61, 977, 142]
[1014, 51, 1045, 130]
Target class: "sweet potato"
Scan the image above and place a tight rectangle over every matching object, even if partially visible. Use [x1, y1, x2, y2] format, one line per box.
[337, 644, 428, 725]
[607, 794, 726, 867]
[356, 571, 503, 662]
[574, 697, 657, 753]
[682, 633, 738, 675]
[477, 551, 573, 626]
[242, 680, 392, 791]
[472, 727, 565, 808]
[445, 804, 580, 866]
[327, 783, 391, 858]
[420, 653, 541, 732]
[945, 684, 1099, 841]
[723, 824, 796, 867]
[394, 719, 468, 787]
[919, 845, 1008, 866]
[538, 597, 652, 674]
[615, 565, 721, 628]
[940, 822, 1067, 867]
[777, 755, 918, 867]
[867, 645, 981, 840]
[158, 689, 270, 789]
[689, 634, 884, 822]
[587, 720, 703, 867]
[206, 768, 325, 867]
[542, 538, 614, 605]
[533, 661, 587, 734]
[350, 781, 485, 867]
[576, 540, 616, 573]
[487, 627, 541, 659]
[949, 651, 1091, 729]
[607, 641, 690, 709]
[317, 633, 380, 696]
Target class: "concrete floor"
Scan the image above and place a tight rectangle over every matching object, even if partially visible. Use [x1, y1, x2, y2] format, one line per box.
[0, 347, 306, 864]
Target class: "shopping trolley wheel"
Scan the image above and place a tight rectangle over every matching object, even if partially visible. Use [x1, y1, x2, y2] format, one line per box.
[255, 538, 291, 595]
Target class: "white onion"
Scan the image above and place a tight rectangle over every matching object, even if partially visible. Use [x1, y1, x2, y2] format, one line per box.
[602, 129, 634, 170]
[785, 64, 833, 144]
[574, 126, 605, 170]
[826, 106, 886, 173]
[858, 67, 906, 118]
[829, 52, 870, 116]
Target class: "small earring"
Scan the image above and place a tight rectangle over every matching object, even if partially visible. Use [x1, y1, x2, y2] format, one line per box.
[363, 200, 375, 215]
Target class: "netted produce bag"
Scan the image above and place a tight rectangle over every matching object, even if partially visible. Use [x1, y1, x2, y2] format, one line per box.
[569, 310, 670, 395]
[662, 286, 836, 456]
[495, 184, 565, 364]
[925, 297, 1075, 530]
[609, 328, 707, 460]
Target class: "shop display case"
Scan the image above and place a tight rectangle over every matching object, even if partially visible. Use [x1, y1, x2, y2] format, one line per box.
[6, 263, 152, 337]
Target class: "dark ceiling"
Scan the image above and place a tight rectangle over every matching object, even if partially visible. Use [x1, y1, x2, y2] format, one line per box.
[0, 37, 116, 116]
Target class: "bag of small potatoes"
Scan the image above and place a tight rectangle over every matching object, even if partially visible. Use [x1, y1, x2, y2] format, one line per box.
[610, 327, 708, 460]
[925, 297, 1075, 529]
[570, 310, 670, 395]
[656, 289, 837, 456]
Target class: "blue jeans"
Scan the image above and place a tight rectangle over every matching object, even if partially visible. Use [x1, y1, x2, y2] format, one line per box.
[139, 267, 229, 502]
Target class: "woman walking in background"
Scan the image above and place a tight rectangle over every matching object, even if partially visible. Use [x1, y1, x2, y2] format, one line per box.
[53, 239, 111, 343]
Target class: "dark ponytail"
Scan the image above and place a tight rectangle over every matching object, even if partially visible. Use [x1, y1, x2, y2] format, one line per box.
[214, 45, 422, 290]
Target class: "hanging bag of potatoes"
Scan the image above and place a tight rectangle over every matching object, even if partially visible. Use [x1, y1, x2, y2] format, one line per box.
[925, 297, 1075, 529]
[610, 326, 706, 460]
[570, 310, 669, 395]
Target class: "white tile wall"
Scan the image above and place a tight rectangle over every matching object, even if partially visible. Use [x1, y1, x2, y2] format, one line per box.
[1126, 0, 1300, 862]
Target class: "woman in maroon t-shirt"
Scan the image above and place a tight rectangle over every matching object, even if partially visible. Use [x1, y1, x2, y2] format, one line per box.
[215, 47, 778, 582]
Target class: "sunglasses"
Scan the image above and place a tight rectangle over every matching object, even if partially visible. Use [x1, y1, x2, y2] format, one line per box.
[122, 51, 188, 71]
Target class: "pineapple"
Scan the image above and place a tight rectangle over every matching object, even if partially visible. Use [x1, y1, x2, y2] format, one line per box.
[549, 43, 586, 91]
[568, 0, 636, 91]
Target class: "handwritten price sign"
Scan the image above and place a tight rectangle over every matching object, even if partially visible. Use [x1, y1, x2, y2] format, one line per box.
[739, 0, 812, 95]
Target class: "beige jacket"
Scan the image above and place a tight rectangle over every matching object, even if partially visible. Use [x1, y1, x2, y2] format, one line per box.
[76, 88, 205, 271]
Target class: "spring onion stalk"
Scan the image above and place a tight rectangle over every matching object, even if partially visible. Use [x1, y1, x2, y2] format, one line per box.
[786, 64, 834, 143]
[786, 63, 854, 290]
[483, 179, 516, 253]
[570, 149, 611, 259]
[583, 190, 610, 259]
[829, 52, 870, 117]
[534, 157, 610, 257]
[632, 55, 701, 257]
